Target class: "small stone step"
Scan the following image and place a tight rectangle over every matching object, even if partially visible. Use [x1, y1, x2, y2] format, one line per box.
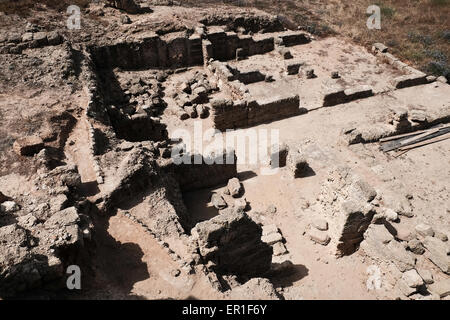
[308, 229, 330, 246]
[261, 232, 283, 245]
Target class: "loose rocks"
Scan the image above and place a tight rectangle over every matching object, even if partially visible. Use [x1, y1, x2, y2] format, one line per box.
[211, 193, 227, 210]
[262, 232, 283, 245]
[0, 201, 19, 214]
[227, 178, 243, 198]
[311, 218, 328, 231]
[308, 229, 331, 246]
[428, 278, 450, 298]
[422, 236, 450, 274]
[401, 269, 423, 288]
[407, 239, 425, 255]
[415, 224, 434, 237]
[287, 152, 308, 178]
[272, 242, 287, 256]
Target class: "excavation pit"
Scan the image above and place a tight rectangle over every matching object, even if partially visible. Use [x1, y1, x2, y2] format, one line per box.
[2, 3, 450, 300]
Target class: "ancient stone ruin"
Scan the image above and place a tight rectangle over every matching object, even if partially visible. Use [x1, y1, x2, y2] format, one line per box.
[0, 1, 449, 301]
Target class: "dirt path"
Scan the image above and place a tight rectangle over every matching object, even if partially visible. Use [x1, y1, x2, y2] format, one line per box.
[64, 91, 99, 198]
[61, 90, 220, 299]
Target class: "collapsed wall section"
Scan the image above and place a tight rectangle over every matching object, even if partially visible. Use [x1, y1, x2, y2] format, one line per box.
[0, 166, 91, 298]
[132, 174, 191, 237]
[317, 166, 378, 257]
[106, 105, 168, 142]
[191, 209, 273, 278]
[101, 147, 191, 234]
[101, 148, 159, 211]
[342, 103, 450, 145]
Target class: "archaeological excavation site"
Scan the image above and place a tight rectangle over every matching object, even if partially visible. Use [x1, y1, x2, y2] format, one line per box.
[0, 0, 449, 302]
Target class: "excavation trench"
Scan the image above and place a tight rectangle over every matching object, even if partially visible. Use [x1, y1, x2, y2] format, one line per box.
[83, 20, 450, 296]
[85, 29, 291, 286]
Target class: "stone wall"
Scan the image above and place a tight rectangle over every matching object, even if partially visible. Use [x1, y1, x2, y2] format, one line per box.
[106, 105, 168, 142]
[199, 13, 285, 34]
[90, 33, 204, 70]
[191, 209, 273, 278]
[210, 95, 302, 131]
[173, 150, 238, 192]
[206, 29, 274, 62]
[323, 85, 374, 107]
[90, 29, 274, 70]
[210, 60, 266, 84]
[276, 31, 311, 47]
[86, 120, 104, 184]
[0, 30, 63, 54]
[101, 148, 191, 234]
[372, 42, 432, 89]
[391, 74, 428, 89]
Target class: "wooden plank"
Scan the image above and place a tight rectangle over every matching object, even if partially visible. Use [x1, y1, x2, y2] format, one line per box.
[393, 150, 409, 158]
[398, 133, 450, 151]
[382, 126, 450, 152]
[379, 130, 426, 143]
[379, 123, 450, 143]
[396, 127, 441, 146]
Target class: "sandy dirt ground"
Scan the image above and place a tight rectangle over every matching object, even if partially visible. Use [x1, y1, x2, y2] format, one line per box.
[179, 81, 450, 300]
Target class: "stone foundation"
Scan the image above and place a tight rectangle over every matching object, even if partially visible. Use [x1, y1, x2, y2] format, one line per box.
[276, 31, 311, 47]
[90, 33, 204, 70]
[191, 209, 273, 278]
[210, 94, 302, 131]
[106, 105, 168, 142]
[206, 28, 274, 62]
[323, 85, 374, 107]
[90, 29, 275, 71]
[173, 150, 237, 192]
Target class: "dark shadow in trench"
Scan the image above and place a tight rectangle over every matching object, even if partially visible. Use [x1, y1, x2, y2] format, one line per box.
[79, 180, 100, 198]
[86, 212, 150, 297]
[268, 263, 309, 288]
[183, 187, 220, 226]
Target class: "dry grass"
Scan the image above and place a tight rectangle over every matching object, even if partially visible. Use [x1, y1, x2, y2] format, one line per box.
[181, 0, 450, 78]
[0, 0, 91, 16]
[323, 0, 450, 78]
[1, 0, 448, 78]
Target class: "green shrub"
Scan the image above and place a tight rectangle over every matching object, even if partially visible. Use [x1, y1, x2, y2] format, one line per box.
[408, 31, 433, 46]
